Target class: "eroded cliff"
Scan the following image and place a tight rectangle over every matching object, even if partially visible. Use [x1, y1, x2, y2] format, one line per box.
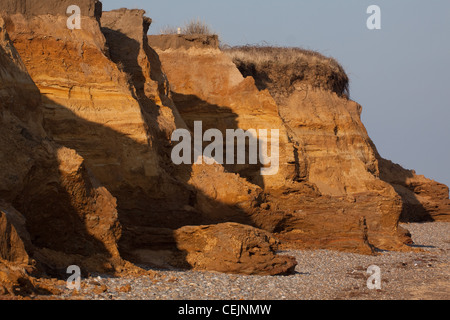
[0, 2, 298, 289]
[0, 0, 448, 297]
[150, 38, 414, 252]
[0, 14, 124, 294]
[225, 46, 450, 224]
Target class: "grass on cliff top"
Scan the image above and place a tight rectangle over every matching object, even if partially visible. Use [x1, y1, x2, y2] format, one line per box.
[160, 19, 215, 36]
[223, 45, 350, 99]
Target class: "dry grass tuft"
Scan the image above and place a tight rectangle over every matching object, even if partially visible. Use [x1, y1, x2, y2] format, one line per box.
[159, 25, 179, 35]
[160, 19, 214, 36]
[223, 45, 350, 99]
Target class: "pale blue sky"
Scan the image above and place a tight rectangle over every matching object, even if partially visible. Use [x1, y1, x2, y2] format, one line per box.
[103, 0, 450, 187]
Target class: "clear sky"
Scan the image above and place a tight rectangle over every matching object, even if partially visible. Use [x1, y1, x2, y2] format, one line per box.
[103, 0, 450, 187]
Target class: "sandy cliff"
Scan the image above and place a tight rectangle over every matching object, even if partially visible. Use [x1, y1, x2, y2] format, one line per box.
[0, 15, 123, 294]
[225, 46, 449, 224]
[0, 2, 297, 289]
[99, 9, 296, 274]
[0, 0, 448, 296]
[378, 158, 450, 222]
[150, 39, 415, 252]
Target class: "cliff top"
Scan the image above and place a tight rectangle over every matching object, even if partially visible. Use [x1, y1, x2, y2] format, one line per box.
[223, 46, 350, 99]
[148, 34, 219, 51]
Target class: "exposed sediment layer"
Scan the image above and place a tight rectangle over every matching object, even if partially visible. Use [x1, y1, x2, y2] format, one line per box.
[225, 46, 450, 223]
[1, 0, 447, 296]
[0, 3, 298, 284]
[0, 14, 123, 292]
[150, 37, 412, 252]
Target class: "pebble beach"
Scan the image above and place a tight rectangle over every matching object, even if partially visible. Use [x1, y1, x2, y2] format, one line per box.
[49, 222, 450, 300]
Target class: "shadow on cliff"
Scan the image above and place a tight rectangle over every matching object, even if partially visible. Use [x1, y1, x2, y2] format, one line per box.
[40, 92, 271, 269]
[170, 92, 267, 189]
[232, 62, 272, 92]
[7, 27, 272, 271]
[378, 159, 434, 223]
[236, 58, 435, 224]
[101, 27, 266, 189]
[101, 27, 163, 126]
[12, 156, 118, 276]
[367, 142, 434, 223]
[0, 45, 115, 279]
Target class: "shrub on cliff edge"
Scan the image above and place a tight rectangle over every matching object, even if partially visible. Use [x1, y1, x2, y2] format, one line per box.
[223, 46, 350, 99]
[160, 18, 215, 36]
